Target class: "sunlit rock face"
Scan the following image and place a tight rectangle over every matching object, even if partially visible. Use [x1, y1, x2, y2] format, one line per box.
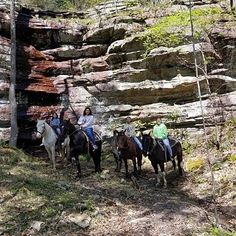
[0, 0, 236, 143]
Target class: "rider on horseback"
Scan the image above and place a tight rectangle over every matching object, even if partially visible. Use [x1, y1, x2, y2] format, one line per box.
[78, 107, 98, 150]
[123, 117, 143, 151]
[153, 117, 173, 160]
[50, 112, 61, 136]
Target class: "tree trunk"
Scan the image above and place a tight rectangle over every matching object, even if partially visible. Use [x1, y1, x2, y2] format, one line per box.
[9, 0, 18, 147]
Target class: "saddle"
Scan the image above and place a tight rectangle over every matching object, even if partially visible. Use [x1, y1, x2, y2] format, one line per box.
[81, 131, 102, 143]
[155, 137, 179, 153]
[130, 137, 142, 152]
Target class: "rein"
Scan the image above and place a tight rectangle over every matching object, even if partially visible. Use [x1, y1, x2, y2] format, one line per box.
[68, 128, 81, 137]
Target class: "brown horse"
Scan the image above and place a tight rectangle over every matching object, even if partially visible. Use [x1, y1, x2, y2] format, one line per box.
[60, 119, 102, 178]
[113, 130, 142, 178]
[142, 133, 183, 187]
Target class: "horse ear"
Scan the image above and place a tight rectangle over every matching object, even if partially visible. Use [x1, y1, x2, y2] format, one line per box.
[121, 130, 125, 135]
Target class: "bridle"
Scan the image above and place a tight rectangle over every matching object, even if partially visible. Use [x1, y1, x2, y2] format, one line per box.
[36, 122, 46, 136]
[143, 135, 154, 155]
[116, 134, 129, 152]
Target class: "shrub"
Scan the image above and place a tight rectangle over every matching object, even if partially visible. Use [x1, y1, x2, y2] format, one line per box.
[186, 157, 204, 172]
[207, 226, 236, 236]
[227, 154, 236, 162]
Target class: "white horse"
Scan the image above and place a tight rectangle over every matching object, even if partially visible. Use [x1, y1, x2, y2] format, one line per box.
[36, 119, 57, 169]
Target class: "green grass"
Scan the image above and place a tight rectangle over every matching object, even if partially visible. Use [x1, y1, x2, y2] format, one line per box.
[0, 147, 83, 234]
[0, 147, 137, 235]
[206, 226, 236, 236]
[141, 7, 224, 54]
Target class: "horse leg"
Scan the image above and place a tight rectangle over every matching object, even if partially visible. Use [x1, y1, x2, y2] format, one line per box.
[114, 154, 118, 171]
[91, 150, 101, 173]
[45, 146, 55, 170]
[113, 153, 119, 172]
[177, 152, 183, 176]
[132, 156, 137, 175]
[51, 147, 56, 170]
[62, 137, 70, 165]
[159, 162, 167, 188]
[172, 158, 176, 170]
[74, 155, 81, 178]
[151, 160, 160, 187]
[70, 152, 81, 178]
[66, 144, 70, 162]
[124, 158, 129, 178]
[137, 153, 142, 175]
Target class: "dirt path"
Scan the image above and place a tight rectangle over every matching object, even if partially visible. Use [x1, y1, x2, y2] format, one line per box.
[63, 158, 227, 236]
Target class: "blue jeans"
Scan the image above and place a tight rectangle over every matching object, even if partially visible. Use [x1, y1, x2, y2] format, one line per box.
[85, 127, 96, 146]
[163, 138, 173, 157]
[52, 126, 61, 136]
[133, 137, 143, 151]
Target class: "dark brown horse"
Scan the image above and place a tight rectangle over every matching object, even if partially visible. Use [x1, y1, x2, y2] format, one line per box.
[113, 130, 142, 178]
[60, 119, 102, 178]
[142, 133, 183, 187]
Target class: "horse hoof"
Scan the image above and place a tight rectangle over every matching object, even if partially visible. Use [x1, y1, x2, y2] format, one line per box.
[95, 169, 102, 173]
[76, 174, 81, 179]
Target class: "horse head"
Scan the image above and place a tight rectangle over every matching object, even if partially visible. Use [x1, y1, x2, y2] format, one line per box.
[36, 119, 47, 139]
[60, 119, 74, 142]
[141, 133, 154, 157]
[115, 130, 129, 151]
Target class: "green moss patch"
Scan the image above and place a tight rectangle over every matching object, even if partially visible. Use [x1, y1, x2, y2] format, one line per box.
[141, 7, 224, 54]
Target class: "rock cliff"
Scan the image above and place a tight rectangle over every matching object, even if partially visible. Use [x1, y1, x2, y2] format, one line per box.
[0, 0, 236, 142]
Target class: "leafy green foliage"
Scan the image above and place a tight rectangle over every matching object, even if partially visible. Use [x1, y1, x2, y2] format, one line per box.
[227, 154, 236, 162]
[167, 110, 181, 123]
[207, 226, 236, 236]
[141, 7, 223, 54]
[20, 0, 107, 11]
[85, 196, 95, 212]
[182, 140, 192, 155]
[125, 0, 139, 7]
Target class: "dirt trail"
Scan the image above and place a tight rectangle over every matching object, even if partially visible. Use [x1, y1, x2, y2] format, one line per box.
[66, 158, 227, 236]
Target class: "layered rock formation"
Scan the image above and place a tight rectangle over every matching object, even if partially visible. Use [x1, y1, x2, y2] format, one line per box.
[0, 0, 236, 142]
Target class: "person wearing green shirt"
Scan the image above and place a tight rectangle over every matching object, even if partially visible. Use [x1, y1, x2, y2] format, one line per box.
[153, 118, 173, 160]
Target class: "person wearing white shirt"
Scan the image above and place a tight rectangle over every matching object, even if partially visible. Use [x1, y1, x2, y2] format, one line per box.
[123, 117, 143, 151]
[78, 107, 98, 150]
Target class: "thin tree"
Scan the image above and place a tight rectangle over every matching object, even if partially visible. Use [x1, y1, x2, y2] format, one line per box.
[189, 0, 219, 226]
[9, 0, 18, 146]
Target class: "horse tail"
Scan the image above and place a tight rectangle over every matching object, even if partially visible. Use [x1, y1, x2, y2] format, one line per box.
[175, 141, 183, 176]
[176, 141, 183, 162]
